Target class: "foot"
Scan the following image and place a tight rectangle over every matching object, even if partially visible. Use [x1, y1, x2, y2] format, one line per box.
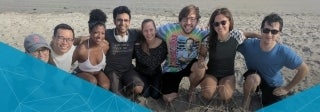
[136, 96, 147, 106]
[163, 93, 178, 103]
[188, 90, 197, 103]
[242, 96, 251, 110]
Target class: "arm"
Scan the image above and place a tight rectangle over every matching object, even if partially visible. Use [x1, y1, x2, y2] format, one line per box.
[73, 36, 89, 46]
[273, 62, 309, 96]
[285, 62, 309, 90]
[197, 39, 208, 69]
[243, 32, 261, 39]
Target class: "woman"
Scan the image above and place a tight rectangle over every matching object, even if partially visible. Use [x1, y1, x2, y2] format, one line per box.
[72, 9, 110, 90]
[134, 19, 167, 99]
[199, 8, 259, 103]
[24, 34, 56, 66]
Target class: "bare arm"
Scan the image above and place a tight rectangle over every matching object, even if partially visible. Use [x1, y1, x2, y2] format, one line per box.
[243, 32, 261, 39]
[197, 42, 208, 69]
[273, 62, 309, 96]
[73, 36, 89, 46]
[285, 62, 309, 90]
[71, 46, 79, 64]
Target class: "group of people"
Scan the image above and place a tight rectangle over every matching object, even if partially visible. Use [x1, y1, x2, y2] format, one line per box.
[23, 4, 309, 110]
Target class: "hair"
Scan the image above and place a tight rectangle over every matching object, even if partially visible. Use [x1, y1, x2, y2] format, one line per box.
[53, 23, 75, 38]
[208, 8, 234, 55]
[113, 6, 131, 20]
[261, 13, 283, 32]
[178, 4, 201, 22]
[48, 52, 56, 66]
[88, 9, 107, 32]
[140, 19, 157, 55]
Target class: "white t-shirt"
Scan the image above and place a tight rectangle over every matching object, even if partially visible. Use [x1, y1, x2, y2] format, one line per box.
[51, 45, 77, 73]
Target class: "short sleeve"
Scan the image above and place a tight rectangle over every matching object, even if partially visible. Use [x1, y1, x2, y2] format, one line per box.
[230, 30, 245, 44]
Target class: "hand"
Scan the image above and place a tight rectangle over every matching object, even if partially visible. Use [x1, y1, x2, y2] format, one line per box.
[273, 87, 289, 96]
[197, 59, 207, 70]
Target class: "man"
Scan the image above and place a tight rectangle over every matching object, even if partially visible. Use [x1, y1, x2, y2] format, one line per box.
[157, 4, 208, 103]
[238, 13, 309, 109]
[103, 6, 144, 99]
[50, 23, 77, 73]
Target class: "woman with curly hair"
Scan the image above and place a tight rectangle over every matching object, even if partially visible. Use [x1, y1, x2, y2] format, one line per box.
[72, 9, 110, 90]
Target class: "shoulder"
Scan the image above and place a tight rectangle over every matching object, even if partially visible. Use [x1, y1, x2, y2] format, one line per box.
[158, 23, 180, 31]
[277, 44, 297, 55]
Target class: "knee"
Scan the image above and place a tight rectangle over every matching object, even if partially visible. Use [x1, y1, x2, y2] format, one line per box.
[201, 89, 215, 100]
[218, 86, 234, 100]
[99, 83, 110, 90]
[88, 77, 98, 84]
[245, 74, 260, 87]
[134, 86, 144, 94]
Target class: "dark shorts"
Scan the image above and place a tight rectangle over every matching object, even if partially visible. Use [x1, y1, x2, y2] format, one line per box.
[243, 69, 285, 106]
[105, 68, 144, 96]
[161, 59, 197, 94]
[138, 72, 162, 99]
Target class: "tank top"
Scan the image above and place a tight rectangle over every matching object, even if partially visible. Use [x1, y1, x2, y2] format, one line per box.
[78, 40, 106, 72]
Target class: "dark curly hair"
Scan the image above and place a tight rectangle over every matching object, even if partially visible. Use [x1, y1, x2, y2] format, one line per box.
[113, 6, 131, 20]
[88, 9, 107, 32]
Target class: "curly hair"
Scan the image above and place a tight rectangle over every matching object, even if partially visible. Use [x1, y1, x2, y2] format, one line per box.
[88, 9, 107, 32]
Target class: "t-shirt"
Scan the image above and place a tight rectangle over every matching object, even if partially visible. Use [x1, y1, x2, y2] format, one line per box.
[157, 23, 208, 72]
[204, 30, 245, 77]
[238, 38, 303, 87]
[104, 28, 140, 73]
[51, 45, 77, 73]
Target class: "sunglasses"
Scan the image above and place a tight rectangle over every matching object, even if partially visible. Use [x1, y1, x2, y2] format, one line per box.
[212, 20, 227, 27]
[262, 28, 280, 35]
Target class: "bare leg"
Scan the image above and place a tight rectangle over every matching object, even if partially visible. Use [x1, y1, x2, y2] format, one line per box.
[96, 71, 110, 90]
[218, 75, 235, 101]
[77, 72, 97, 84]
[188, 61, 206, 102]
[200, 75, 218, 100]
[242, 74, 261, 110]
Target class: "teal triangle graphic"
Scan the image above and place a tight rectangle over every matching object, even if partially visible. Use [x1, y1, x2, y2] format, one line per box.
[0, 42, 151, 112]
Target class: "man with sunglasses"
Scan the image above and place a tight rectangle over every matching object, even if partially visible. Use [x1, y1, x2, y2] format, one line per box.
[238, 13, 309, 109]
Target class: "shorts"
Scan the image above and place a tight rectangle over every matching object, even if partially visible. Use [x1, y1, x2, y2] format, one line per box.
[243, 69, 285, 106]
[161, 59, 197, 94]
[105, 67, 144, 96]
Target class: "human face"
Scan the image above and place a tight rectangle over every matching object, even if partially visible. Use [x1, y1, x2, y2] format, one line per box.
[185, 39, 193, 50]
[142, 21, 156, 41]
[261, 22, 280, 45]
[180, 13, 198, 34]
[114, 13, 130, 36]
[52, 29, 74, 55]
[30, 47, 50, 63]
[213, 14, 230, 36]
[90, 25, 105, 44]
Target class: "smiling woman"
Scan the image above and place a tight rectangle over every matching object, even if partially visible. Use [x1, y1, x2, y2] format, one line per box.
[72, 9, 110, 90]
[24, 34, 56, 66]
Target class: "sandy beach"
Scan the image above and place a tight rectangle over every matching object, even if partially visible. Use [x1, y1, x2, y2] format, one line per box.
[0, 0, 319, 111]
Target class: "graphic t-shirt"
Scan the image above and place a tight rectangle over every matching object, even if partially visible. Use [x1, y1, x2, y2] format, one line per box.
[157, 23, 208, 72]
[104, 28, 140, 73]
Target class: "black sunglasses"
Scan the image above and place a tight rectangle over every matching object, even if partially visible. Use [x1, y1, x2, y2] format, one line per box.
[212, 20, 227, 27]
[262, 28, 280, 35]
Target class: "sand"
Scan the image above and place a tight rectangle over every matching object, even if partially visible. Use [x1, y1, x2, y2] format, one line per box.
[0, 0, 319, 111]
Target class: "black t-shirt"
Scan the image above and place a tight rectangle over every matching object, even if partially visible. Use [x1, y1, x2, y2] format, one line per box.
[104, 28, 141, 73]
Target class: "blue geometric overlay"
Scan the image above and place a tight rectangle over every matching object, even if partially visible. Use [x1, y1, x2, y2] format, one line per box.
[258, 84, 320, 112]
[0, 42, 151, 112]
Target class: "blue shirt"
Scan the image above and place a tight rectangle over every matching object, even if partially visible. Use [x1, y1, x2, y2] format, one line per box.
[238, 39, 302, 87]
